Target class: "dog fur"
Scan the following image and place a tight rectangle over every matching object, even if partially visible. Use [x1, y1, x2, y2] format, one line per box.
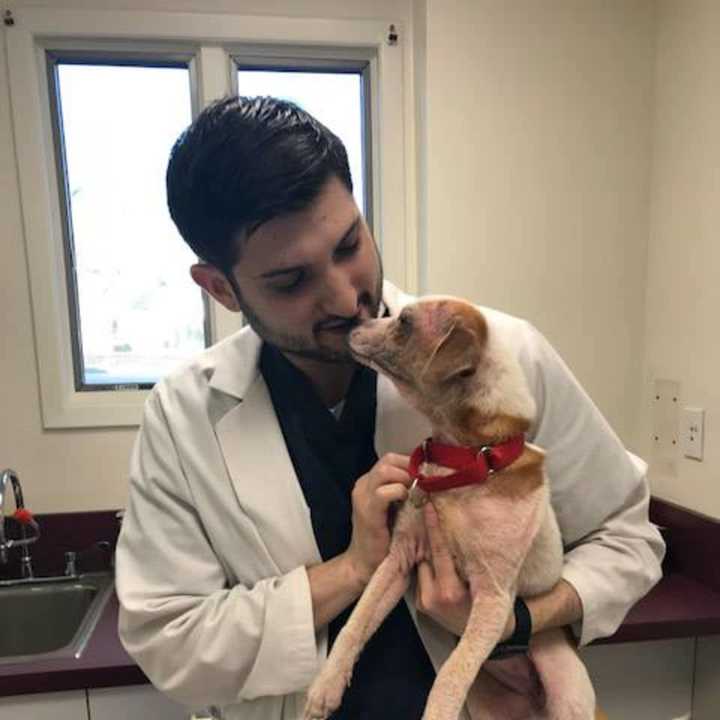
[303, 297, 596, 720]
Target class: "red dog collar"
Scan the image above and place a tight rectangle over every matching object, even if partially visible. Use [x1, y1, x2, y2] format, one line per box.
[409, 435, 525, 494]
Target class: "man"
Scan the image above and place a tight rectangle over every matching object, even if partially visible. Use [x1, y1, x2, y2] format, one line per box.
[115, 96, 664, 720]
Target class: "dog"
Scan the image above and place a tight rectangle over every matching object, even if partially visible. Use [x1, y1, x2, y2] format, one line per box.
[303, 297, 596, 720]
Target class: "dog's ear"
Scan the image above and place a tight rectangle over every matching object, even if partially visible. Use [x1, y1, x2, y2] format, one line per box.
[422, 321, 484, 386]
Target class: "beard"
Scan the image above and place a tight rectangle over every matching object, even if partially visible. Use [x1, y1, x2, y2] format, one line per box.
[231, 258, 384, 366]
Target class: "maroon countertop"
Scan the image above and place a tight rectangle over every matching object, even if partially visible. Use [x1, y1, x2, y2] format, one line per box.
[595, 497, 720, 644]
[1, 499, 719, 698]
[597, 572, 720, 644]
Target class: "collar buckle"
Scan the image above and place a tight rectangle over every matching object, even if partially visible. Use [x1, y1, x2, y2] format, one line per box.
[409, 477, 428, 508]
[477, 445, 495, 475]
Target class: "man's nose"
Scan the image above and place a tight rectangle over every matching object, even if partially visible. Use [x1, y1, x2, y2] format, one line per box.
[320, 268, 359, 319]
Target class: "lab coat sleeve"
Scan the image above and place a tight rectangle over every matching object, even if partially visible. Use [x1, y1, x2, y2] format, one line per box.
[115, 391, 319, 707]
[518, 321, 666, 646]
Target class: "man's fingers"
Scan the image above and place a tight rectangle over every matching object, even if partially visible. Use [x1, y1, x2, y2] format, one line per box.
[423, 503, 458, 579]
[416, 559, 435, 587]
[368, 461, 411, 490]
[375, 482, 409, 508]
[381, 453, 411, 470]
[415, 560, 435, 608]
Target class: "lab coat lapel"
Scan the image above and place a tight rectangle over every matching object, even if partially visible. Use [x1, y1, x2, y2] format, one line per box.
[213, 333, 321, 574]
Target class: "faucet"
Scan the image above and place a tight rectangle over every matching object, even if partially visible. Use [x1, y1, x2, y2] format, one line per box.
[0, 469, 40, 578]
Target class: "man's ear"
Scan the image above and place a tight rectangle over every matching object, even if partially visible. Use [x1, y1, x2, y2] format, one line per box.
[424, 323, 483, 385]
[190, 263, 241, 312]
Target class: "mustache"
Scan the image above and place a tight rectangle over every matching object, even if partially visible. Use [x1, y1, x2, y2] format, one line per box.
[315, 314, 362, 332]
[314, 293, 377, 332]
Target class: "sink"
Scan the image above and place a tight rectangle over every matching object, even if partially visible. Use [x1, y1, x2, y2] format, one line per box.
[0, 572, 114, 664]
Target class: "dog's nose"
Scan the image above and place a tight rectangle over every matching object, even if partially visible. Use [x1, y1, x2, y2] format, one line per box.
[347, 321, 374, 347]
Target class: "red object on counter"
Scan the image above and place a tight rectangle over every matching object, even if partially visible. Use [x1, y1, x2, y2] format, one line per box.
[13, 509, 35, 525]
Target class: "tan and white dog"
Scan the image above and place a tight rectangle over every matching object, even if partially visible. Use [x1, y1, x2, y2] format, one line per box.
[303, 297, 596, 720]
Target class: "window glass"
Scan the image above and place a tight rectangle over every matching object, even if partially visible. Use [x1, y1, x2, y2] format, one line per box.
[237, 69, 366, 215]
[55, 62, 204, 388]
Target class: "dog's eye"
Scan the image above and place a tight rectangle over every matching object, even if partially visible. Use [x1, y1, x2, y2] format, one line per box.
[457, 367, 476, 379]
[397, 312, 413, 332]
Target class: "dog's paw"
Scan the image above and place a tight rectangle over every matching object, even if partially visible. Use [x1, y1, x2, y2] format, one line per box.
[303, 667, 352, 720]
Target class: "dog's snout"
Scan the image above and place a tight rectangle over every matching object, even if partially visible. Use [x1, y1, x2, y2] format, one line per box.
[347, 317, 389, 357]
[347, 322, 369, 351]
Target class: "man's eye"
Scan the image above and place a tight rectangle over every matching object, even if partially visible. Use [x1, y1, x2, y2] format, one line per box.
[271, 272, 305, 293]
[335, 237, 360, 258]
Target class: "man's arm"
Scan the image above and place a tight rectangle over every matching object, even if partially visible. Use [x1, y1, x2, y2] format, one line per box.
[523, 579, 582, 639]
[118, 391, 324, 708]
[307, 552, 364, 629]
[520, 320, 664, 645]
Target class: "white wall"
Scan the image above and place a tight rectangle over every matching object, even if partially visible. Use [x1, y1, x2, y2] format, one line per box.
[418, 0, 656, 447]
[638, 0, 720, 519]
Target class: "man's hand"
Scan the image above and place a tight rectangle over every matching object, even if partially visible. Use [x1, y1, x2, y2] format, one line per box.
[415, 503, 473, 636]
[345, 453, 411, 586]
[416, 503, 515, 639]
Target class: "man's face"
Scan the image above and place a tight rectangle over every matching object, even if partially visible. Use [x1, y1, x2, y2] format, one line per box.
[229, 176, 383, 364]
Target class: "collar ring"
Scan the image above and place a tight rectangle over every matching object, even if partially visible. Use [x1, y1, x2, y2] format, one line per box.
[478, 446, 495, 474]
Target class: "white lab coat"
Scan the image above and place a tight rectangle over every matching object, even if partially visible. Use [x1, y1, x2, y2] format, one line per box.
[116, 281, 665, 719]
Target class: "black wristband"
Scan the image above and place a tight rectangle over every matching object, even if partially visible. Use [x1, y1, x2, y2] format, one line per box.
[488, 596, 532, 660]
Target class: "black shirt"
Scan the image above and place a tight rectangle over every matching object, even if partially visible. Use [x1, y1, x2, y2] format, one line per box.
[259, 343, 435, 720]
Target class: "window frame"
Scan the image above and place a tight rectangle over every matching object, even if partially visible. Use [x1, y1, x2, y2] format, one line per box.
[45, 50, 213, 393]
[5, 7, 415, 428]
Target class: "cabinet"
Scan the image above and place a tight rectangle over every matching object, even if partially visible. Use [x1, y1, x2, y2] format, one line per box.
[88, 685, 187, 719]
[0, 690, 87, 719]
[0, 638, 711, 719]
[0, 686, 189, 720]
[581, 637, 694, 720]
[693, 634, 720, 720]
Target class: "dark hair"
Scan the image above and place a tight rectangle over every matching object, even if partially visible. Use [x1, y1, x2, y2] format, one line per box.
[166, 95, 353, 273]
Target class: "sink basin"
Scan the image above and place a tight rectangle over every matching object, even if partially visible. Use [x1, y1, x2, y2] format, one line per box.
[0, 572, 114, 664]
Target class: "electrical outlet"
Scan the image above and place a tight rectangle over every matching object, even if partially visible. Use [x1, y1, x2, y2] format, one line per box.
[681, 407, 704, 461]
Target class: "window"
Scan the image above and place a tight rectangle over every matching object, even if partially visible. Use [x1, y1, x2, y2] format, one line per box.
[49, 57, 207, 390]
[6, 8, 411, 427]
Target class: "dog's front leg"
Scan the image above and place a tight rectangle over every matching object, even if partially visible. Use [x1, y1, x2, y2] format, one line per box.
[304, 546, 412, 720]
[423, 578, 514, 720]
[423, 484, 546, 720]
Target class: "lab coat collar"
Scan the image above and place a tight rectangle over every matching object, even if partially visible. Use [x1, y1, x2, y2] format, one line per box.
[206, 326, 262, 401]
